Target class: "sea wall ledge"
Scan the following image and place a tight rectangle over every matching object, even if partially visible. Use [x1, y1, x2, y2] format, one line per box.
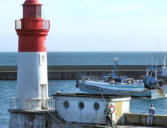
[8, 109, 109, 128]
[123, 113, 167, 127]
[9, 105, 167, 127]
[0, 65, 162, 80]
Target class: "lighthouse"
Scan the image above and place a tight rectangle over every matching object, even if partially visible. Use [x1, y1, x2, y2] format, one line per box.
[15, 0, 50, 110]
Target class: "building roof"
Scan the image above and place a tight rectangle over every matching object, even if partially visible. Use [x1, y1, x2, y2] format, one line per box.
[52, 93, 131, 99]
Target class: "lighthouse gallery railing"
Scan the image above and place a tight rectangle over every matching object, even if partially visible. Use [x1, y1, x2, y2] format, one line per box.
[9, 96, 55, 110]
[15, 19, 50, 30]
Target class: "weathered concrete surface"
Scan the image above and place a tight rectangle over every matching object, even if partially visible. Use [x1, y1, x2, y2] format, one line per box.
[9, 109, 55, 128]
[8, 109, 106, 128]
[117, 125, 163, 128]
[9, 109, 167, 128]
[124, 113, 167, 127]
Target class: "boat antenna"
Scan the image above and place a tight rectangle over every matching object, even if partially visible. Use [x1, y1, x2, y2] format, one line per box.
[155, 55, 158, 80]
[155, 36, 160, 80]
[151, 56, 154, 66]
[155, 55, 158, 68]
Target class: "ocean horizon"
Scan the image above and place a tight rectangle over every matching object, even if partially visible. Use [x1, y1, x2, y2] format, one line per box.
[0, 51, 167, 66]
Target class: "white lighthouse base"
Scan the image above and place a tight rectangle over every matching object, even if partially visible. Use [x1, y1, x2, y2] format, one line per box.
[17, 52, 48, 110]
[8, 109, 55, 128]
[9, 97, 50, 111]
[16, 98, 42, 110]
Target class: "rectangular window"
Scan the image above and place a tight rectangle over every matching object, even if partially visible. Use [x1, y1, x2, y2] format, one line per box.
[36, 6, 41, 18]
[41, 84, 47, 99]
[23, 5, 41, 18]
[39, 53, 47, 66]
[41, 84, 48, 108]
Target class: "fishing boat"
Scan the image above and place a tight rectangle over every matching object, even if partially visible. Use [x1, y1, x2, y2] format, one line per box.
[76, 58, 167, 99]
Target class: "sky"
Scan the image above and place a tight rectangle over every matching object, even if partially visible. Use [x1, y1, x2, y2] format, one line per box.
[1, 0, 167, 52]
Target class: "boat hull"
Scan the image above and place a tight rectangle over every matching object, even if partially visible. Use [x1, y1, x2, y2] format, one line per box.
[78, 81, 167, 98]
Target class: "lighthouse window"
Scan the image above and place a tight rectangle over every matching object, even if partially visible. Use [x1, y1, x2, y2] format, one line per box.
[64, 101, 70, 109]
[40, 54, 46, 65]
[23, 5, 41, 18]
[42, 55, 45, 63]
[36, 6, 41, 18]
[28, 6, 36, 18]
[79, 101, 84, 110]
[94, 102, 100, 110]
[41, 84, 47, 99]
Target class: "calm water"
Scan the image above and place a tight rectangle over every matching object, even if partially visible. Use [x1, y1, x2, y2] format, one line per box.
[0, 80, 167, 128]
[1, 52, 167, 66]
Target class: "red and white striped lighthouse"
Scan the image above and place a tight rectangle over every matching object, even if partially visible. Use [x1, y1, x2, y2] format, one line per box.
[15, 0, 50, 110]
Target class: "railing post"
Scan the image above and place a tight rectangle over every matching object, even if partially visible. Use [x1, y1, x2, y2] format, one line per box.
[47, 96, 55, 109]
[43, 20, 50, 29]
[15, 20, 21, 29]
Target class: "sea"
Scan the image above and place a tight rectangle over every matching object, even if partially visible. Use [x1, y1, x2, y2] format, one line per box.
[1, 52, 167, 128]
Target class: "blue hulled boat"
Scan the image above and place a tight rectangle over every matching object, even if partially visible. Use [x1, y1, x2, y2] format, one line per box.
[76, 58, 167, 99]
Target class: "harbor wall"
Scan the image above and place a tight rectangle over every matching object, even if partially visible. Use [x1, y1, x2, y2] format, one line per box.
[0, 65, 161, 80]
[124, 113, 167, 127]
[9, 109, 167, 128]
[9, 109, 93, 128]
[9, 109, 106, 128]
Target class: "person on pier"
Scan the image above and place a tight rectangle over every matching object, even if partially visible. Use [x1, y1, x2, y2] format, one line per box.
[147, 104, 156, 126]
[104, 104, 114, 127]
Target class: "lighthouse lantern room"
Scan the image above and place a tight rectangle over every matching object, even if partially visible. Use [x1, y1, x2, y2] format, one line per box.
[15, 0, 50, 110]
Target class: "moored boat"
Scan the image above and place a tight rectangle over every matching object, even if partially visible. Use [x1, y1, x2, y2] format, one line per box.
[76, 58, 167, 99]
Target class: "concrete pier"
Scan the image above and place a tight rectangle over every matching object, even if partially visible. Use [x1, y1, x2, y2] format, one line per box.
[9, 109, 107, 128]
[117, 125, 163, 128]
[123, 113, 167, 127]
[0, 65, 162, 80]
[9, 94, 167, 128]
[9, 94, 131, 128]
[9, 109, 55, 128]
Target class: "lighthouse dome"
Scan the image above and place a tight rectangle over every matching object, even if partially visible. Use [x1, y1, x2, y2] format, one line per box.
[24, 0, 40, 5]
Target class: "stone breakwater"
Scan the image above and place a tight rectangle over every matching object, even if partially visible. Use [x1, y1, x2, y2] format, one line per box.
[0, 65, 162, 80]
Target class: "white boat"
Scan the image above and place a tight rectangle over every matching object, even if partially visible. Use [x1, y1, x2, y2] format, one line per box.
[76, 58, 167, 99]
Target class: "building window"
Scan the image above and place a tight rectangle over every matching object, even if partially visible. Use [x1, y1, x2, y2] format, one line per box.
[64, 101, 69, 109]
[79, 101, 84, 110]
[94, 102, 100, 110]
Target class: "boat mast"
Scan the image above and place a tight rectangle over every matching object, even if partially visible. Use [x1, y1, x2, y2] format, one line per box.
[163, 56, 166, 67]
[112, 58, 118, 77]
